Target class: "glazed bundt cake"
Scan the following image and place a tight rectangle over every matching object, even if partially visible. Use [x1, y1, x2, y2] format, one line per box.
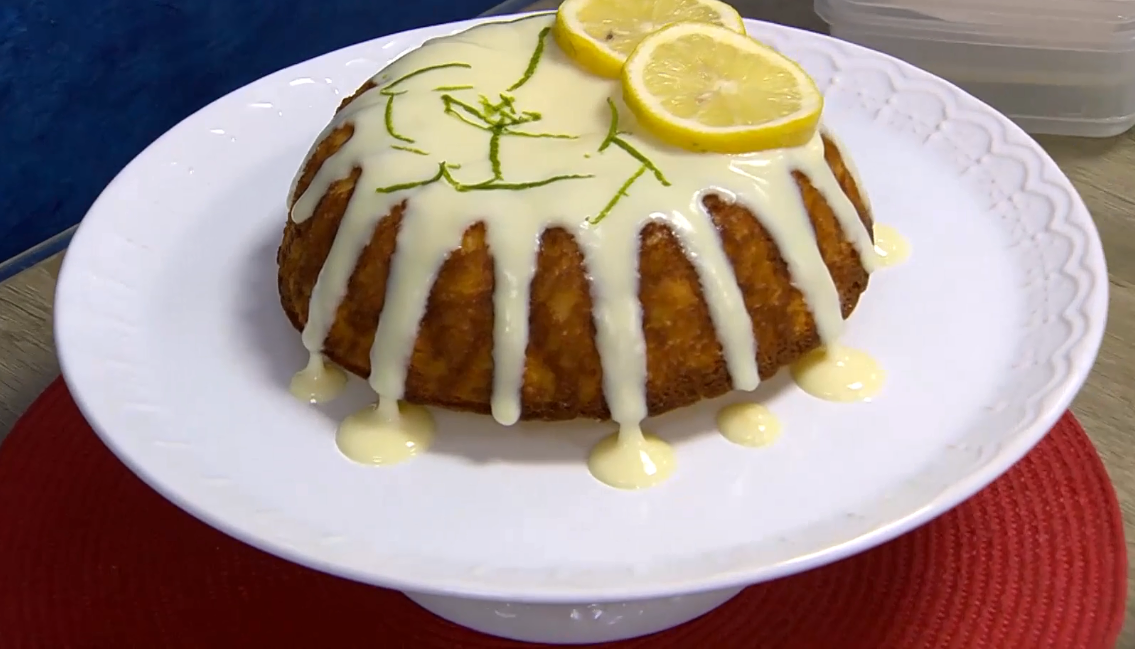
[277, 14, 877, 431]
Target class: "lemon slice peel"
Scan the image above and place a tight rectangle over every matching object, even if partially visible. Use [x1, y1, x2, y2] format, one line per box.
[553, 0, 746, 78]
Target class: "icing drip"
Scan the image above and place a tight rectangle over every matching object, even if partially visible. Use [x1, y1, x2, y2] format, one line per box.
[289, 352, 347, 404]
[337, 399, 435, 465]
[791, 345, 885, 402]
[872, 223, 911, 267]
[588, 424, 676, 490]
[717, 402, 781, 448]
[487, 222, 540, 426]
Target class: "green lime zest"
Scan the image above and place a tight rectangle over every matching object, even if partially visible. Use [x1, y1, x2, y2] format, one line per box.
[487, 93, 518, 115]
[441, 163, 592, 192]
[482, 94, 538, 128]
[442, 94, 490, 125]
[444, 108, 493, 131]
[489, 128, 504, 180]
[598, 97, 671, 187]
[384, 62, 472, 92]
[392, 145, 429, 155]
[374, 56, 589, 197]
[460, 175, 593, 191]
[610, 138, 670, 186]
[384, 93, 414, 143]
[379, 62, 472, 144]
[441, 93, 570, 138]
[599, 98, 620, 152]
[506, 130, 576, 139]
[589, 164, 647, 224]
[507, 26, 551, 92]
[375, 164, 446, 193]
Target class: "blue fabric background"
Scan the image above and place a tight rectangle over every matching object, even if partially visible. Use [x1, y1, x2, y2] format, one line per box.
[0, 0, 499, 264]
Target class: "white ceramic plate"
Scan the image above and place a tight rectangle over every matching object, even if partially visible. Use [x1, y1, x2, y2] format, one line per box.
[56, 15, 1107, 603]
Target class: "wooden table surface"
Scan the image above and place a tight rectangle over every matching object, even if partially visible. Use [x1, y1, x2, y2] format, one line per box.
[1, 0, 1132, 644]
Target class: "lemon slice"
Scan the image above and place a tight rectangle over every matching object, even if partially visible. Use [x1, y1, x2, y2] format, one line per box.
[553, 0, 746, 79]
[622, 22, 823, 153]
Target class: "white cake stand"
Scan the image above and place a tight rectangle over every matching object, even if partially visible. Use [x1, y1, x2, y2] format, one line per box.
[54, 15, 1107, 644]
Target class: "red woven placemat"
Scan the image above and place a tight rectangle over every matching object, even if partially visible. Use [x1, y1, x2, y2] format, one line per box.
[0, 379, 1125, 648]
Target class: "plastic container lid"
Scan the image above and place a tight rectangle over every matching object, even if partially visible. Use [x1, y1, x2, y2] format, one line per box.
[820, 0, 1135, 50]
[836, 0, 1135, 23]
[815, 0, 1135, 137]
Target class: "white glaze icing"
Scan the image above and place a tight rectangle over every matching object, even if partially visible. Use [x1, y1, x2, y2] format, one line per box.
[336, 399, 435, 465]
[717, 402, 781, 447]
[289, 352, 347, 404]
[791, 345, 885, 402]
[872, 223, 911, 267]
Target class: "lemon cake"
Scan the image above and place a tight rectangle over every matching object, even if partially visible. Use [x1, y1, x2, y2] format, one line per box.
[276, 8, 883, 485]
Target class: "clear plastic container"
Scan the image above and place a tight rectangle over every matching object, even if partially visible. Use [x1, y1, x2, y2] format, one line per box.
[814, 0, 1135, 137]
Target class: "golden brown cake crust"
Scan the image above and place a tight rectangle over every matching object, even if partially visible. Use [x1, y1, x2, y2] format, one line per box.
[277, 82, 874, 421]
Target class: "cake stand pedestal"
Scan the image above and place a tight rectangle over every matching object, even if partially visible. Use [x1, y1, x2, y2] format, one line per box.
[406, 588, 743, 644]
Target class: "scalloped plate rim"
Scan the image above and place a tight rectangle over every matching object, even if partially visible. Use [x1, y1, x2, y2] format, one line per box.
[54, 13, 1109, 602]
